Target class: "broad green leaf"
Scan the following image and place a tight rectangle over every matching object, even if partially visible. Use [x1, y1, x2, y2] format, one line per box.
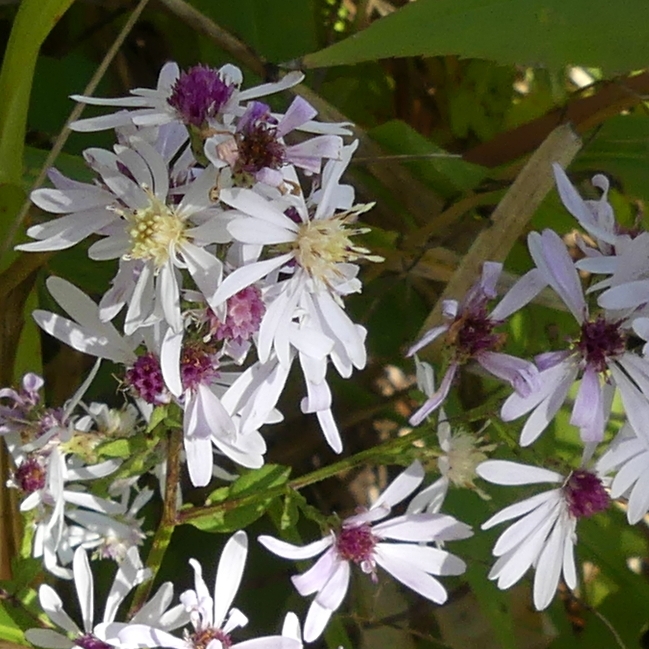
[369, 120, 487, 198]
[192, 0, 318, 64]
[301, 0, 649, 74]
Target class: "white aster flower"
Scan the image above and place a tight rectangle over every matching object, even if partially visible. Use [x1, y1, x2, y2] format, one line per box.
[210, 140, 377, 365]
[69, 62, 304, 135]
[118, 531, 300, 649]
[33, 277, 269, 487]
[259, 461, 472, 642]
[20, 137, 228, 334]
[25, 546, 147, 649]
[476, 459, 610, 610]
[204, 96, 343, 189]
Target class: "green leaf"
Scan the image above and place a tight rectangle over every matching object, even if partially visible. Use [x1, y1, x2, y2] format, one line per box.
[192, 0, 318, 63]
[301, 0, 649, 74]
[369, 120, 487, 198]
[573, 114, 649, 206]
[189, 465, 291, 533]
[97, 439, 132, 459]
[147, 405, 169, 433]
[0, 0, 75, 186]
[228, 464, 292, 497]
[0, 183, 26, 274]
[0, 602, 25, 644]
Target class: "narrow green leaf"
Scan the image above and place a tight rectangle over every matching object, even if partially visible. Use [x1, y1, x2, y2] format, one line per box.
[229, 464, 291, 496]
[0, 0, 75, 185]
[301, 0, 649, 74]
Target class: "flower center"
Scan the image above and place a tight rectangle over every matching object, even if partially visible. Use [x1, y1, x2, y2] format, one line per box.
[443, 429, 494, 489]
[125, 353, 169, 405]
[13, 456, 45, 493]
[563, 469, 610, 518]
[335, 523, 377, 565]
[211, 286, 265, 343]
[293, 212, 381, 283]
[189, 627, 232, 649]
[75, 635, 113, 649]
[168, 65, 235, 127]
[236, 124, 285, 175]
[576, 315, 625, 373]
[448, 308, 504, 360]
[180, 345, 219, 391]
[126, 193, 186, 268]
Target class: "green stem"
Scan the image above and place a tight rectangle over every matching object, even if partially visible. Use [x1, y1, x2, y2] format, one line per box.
[127, 428, 182, 617]
[179, 401, 496, 524]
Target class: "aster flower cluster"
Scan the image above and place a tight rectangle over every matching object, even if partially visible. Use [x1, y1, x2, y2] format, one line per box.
[10, 53, 649, 647]
[18, 59, 381, 493]
[405, 162, 649, 612]
[0, 371, 149, 577]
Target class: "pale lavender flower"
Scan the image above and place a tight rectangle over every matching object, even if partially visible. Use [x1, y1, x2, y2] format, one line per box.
[204, 142, 378, 451]
[407, 261, 540, 426]
[500, 228, 649, 446]
[477, 459, 609, 610]
[552, 163, 649, 301]
[259, 461, 472, 642]
[552, 163, 619, 257]
[204, 97, 342, 187]
[597, 421, 649, 524]
[117, 531, 300, 649]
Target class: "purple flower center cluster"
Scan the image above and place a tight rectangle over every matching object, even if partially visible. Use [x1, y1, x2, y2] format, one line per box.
[181, 345, 219, 391]
[335, 523, 377, 564]
[236, 103, 285, 174]
[125, 353, 168, 405]
[75, 635, 113, 649]
[451, 307, 504, 359]
[212, 286, 265, 343]
[564, 469, 610, 518]
[13, 456, 45, 493]
[168, 65, 235, 127]
[576, 315, 625, 373]
[284, 206, 303, 224]
[189, 627, 232, 649]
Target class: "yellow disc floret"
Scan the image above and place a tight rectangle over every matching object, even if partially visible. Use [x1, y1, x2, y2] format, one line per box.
[292, 205, 383, 285]
[125, 191, 187, 268]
